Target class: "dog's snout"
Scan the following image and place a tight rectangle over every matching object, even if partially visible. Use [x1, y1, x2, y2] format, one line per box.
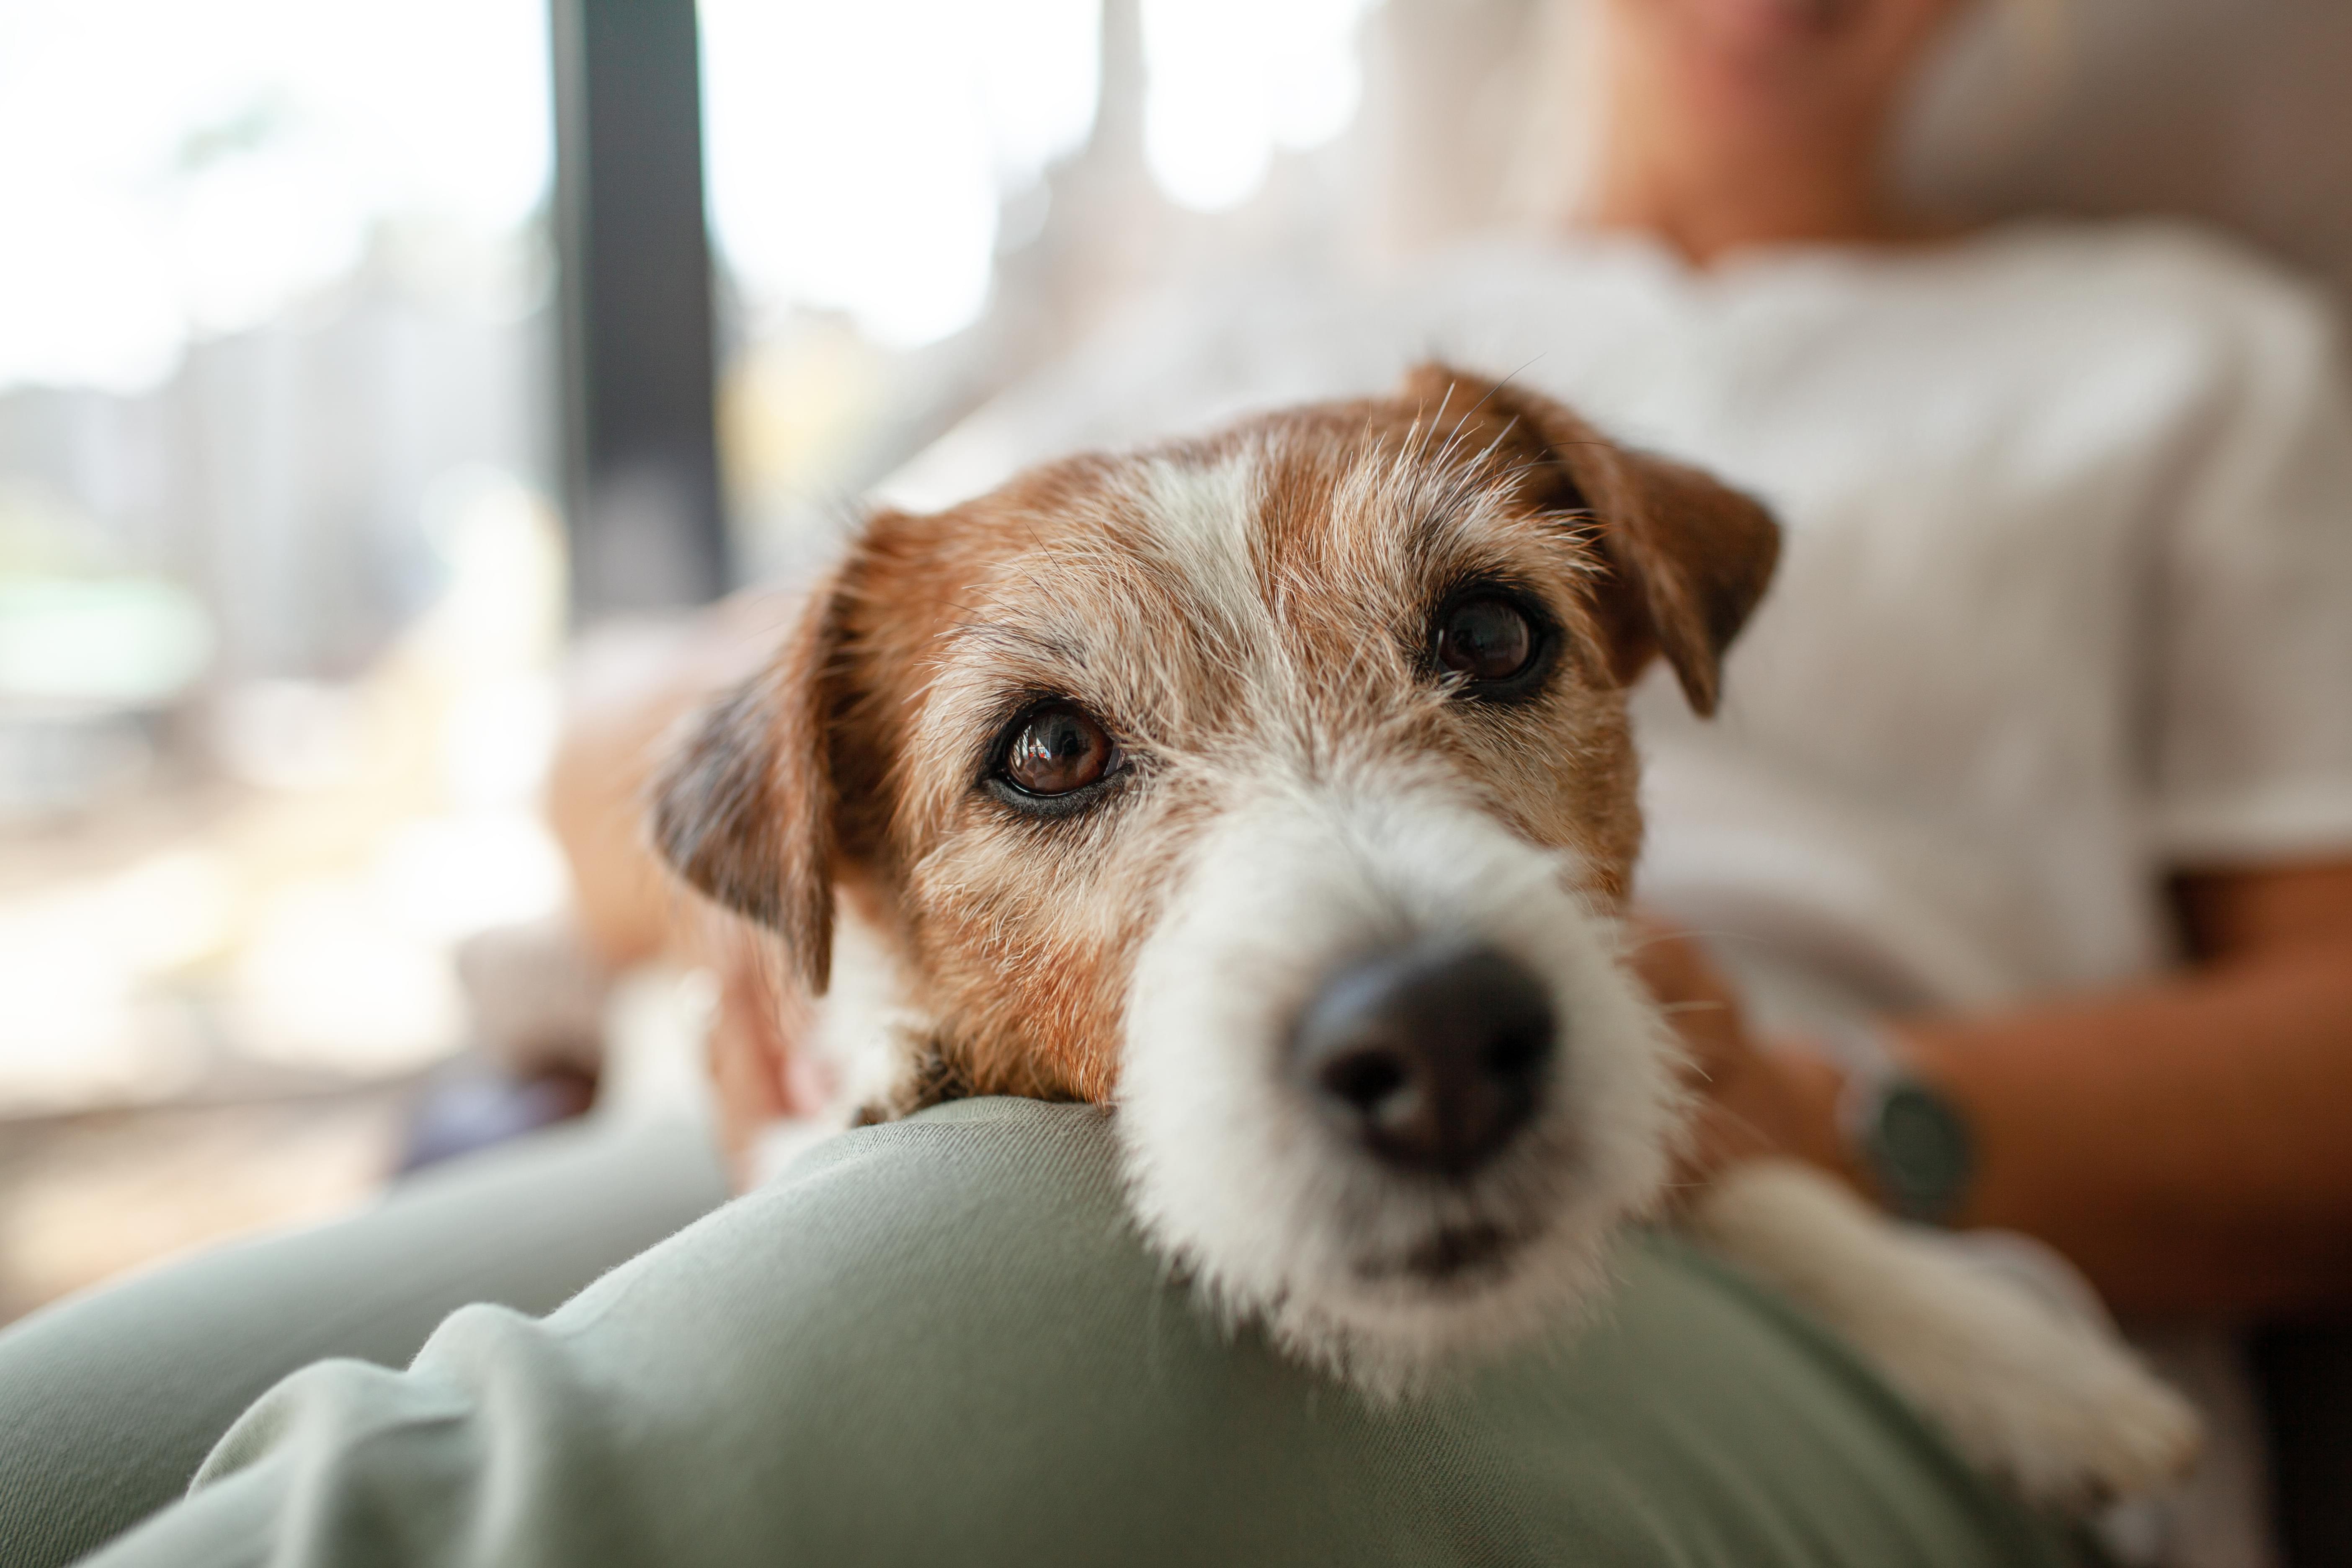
[1292, 941, 1555, 1178]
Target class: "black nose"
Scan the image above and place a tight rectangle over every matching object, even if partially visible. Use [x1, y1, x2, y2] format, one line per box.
[1292, 941, 1556, 1177]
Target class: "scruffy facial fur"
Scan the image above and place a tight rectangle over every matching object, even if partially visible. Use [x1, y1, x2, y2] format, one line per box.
[655, 365, 2199, 1503]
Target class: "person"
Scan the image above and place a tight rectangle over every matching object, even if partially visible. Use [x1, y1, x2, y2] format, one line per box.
[610, 0, 2352, 1558]
[4, 0, 2346, 1564]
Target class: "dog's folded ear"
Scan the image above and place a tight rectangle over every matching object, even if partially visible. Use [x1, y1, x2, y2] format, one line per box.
[1400, 363, 1780, 715]
[650, 570, 848, 994]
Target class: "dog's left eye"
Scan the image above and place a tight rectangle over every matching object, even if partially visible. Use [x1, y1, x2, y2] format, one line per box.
[998, 703, 1114, 797]
[1435, 595, 1537, 686]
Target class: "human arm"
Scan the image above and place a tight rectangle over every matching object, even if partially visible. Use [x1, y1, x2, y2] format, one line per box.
[1644, 861, 2352, 1321]
[1895, 859, 2352, 1319]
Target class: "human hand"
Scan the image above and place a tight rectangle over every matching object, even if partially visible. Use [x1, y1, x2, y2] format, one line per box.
[1622, 915, 1852, 1199]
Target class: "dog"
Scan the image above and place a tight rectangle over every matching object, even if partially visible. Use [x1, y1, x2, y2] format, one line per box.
[651, 364, 2200, 1511]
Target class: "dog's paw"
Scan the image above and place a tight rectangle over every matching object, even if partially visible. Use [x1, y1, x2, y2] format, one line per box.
[1691, 1161, 2202, 1512]
[1875, 1281, 2205, 1513]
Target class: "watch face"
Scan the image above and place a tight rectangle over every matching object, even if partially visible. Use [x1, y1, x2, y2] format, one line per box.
[1869, 1081, 1974, 1225]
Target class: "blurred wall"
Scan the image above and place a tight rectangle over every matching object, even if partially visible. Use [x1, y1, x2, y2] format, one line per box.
[1905, 0, 2352, 312]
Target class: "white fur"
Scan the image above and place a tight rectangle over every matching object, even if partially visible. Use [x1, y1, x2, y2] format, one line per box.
[815, 903, 935, 1122]
[741, 909, 927, 1189]
[1117, 781, 1687, 1399]
[1692, 1162, 2203, 1509]
[1133, 452, 1270, 655]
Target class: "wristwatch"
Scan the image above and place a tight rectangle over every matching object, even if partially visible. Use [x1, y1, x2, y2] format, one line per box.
[1842, 1067, 1976, 1226]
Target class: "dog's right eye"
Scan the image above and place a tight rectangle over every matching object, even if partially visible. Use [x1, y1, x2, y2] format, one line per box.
[996, 702, 1114, 799]
[1437, 597, 1534, 682]
[1432, 590, 1550, 697]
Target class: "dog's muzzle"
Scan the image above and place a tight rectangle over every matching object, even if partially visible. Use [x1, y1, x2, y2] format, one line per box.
[1292, 939, 1556, 1179]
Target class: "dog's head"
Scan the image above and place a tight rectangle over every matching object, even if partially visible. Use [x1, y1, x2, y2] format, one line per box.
[656, 364, 1778, 1391]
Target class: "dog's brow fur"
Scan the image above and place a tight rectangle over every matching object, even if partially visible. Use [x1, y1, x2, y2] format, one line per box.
[1131, 451, 1274, 660]
[938, 619, 1086, 664]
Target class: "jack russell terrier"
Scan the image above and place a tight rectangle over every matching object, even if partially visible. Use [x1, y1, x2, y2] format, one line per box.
[652, 364, 2199, 1511]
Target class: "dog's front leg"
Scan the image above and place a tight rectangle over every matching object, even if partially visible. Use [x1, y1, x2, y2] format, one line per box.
[1687, 1161, 2202, 1511]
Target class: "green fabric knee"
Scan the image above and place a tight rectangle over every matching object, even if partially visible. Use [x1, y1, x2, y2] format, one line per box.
[72, 1097, 2087, 1567]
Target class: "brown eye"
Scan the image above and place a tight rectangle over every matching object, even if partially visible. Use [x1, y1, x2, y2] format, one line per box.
[1001, 704, 1114, 797]
[1436, 596, 1536, 684]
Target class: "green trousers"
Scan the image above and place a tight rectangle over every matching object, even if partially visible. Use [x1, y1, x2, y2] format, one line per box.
[3, 1098, 2089, 1566]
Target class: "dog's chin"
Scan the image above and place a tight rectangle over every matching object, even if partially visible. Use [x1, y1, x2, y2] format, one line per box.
[1132, 1144, 1638, 1403]
[1355, 1219, 1529, 1288]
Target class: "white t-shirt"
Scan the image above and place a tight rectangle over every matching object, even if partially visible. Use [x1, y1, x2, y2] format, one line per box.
[887, 221, 2352, 1024]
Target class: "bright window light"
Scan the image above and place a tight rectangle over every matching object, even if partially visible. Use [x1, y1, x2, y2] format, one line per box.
[1141, 0, 1378, 212]
[701, 0, 1101, 348]
[0, 0, 550, 394]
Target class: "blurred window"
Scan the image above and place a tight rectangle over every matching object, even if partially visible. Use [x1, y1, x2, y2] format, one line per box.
[0, 0, 561, 1117]
[701, 0, 1102, 351]
[699, 0, 1382, 578]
